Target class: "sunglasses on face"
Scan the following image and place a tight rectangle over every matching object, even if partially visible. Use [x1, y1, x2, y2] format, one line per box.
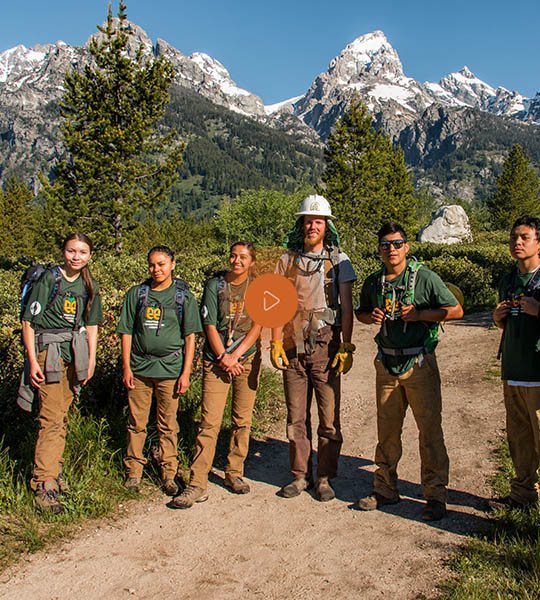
[379, 240, 406, 250]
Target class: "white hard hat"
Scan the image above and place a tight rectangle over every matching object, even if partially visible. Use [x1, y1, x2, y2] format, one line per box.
[295, 194, 334, 218]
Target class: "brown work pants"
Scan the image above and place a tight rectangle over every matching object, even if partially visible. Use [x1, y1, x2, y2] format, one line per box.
[503, 382, 540, 504]
[31, 351, 77, 491]
[373, 354, 449, 503]
[190, 352, 261, 489]
[124, 376, 179, 480]
[283, 327, 342, 481]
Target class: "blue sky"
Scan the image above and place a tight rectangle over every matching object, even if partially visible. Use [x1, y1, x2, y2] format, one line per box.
[2, 0, 539, 104]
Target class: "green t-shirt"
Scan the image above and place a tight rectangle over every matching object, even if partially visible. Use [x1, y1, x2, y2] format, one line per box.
[498, 268, 540, 381]
[357, 262, 458, 375]
[22, 268, 103, 361]
[117, 281, 202, 378]
[200, 274, 258, 362]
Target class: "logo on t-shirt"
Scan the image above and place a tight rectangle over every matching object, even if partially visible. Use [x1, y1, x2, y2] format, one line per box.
[63, 297, 77, 322]
[510, 293, 523, 317]
[144, 306, 162, 329]
[228, 299, 245, 320]
[384, 297, 401, 319]
[201, 305, 208, 319]
[29, 301, 41, 316]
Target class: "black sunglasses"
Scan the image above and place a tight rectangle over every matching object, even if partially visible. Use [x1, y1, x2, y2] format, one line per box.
[379, 240, 406, 250]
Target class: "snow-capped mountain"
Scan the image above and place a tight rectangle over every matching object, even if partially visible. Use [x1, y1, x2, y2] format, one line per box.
[278, 31, 537, 140]
[0, 22, 539, 200]
[155, 38, 265, 117]
[0, 21, 265, 117]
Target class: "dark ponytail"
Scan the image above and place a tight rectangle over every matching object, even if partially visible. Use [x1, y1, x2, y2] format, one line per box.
[62, 233, 95, 320]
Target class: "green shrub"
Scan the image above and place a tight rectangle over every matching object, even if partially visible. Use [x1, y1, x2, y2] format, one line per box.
[425, 255, 496, 312]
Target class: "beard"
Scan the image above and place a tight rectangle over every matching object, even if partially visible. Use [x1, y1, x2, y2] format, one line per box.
[304, 229, 325, 249]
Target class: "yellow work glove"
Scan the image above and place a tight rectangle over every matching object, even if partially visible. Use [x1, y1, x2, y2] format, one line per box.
[331, 342, 356, 374]
[270, 339, 289, 370]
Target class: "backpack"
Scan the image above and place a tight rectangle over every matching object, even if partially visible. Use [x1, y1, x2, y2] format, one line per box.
[376, 257, 423, 313]
[20, 263, 89, 330]
[497, 266, 540, 359]
[375, 258, 441, 353]
[135, 278, 188, 336]
[20, 263, 63, 322]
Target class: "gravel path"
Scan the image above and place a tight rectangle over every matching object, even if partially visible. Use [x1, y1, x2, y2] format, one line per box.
[1, 313, 503, 599]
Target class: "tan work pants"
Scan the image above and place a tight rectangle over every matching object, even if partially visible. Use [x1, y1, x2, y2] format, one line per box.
[190, 352, 261, 489]
[124, 376, 179, 480]
[31, 351, 77, 490]
[373, 353, 449, 503]
[282, 327, 342, 481]
[503, 382, 540, 504]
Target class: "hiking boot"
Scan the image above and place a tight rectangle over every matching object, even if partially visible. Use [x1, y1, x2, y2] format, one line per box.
[34, 480, 64, 514]
[279, 477, 314, 498]
[169, 485, 208, 509]
[421, 500, 447, 521]
[357, 492, 400, 511]
[162, 478, 180, 497]
[224, 476, 250, 494]
[485, 495, 537, 513]
[316, 477, 335, 502]
[124, 477, 141, 494]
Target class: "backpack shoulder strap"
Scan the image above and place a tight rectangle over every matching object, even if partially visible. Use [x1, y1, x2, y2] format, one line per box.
[525, 267, 540, 295]
[215, 271, 228, 308]
[324, 246, 341, 307]
[375, 266, 385, 308]
[402, 258, 423, 305]
[284, 251, 297, 281]
[135, 279, 152, 315]
[173, 278, 187, 325]
[45, 265, 63, 310]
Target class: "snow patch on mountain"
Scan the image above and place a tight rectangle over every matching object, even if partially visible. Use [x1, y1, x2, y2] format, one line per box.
[264, 95, 303, 115]
[191, 52, 251, 98]
[366, 83, 415, 111]
[0, 45, 48, 83]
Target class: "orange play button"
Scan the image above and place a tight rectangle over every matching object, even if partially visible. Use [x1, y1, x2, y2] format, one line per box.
[245, 274, 298, 328]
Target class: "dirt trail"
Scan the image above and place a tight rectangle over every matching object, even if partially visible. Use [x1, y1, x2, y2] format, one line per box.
[1, 314, 504, 599]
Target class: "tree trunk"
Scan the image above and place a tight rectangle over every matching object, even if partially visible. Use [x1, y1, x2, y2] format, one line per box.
[114, 211, 123, 253]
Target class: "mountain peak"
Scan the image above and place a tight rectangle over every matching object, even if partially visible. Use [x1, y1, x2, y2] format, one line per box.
[460, 66, 475, 79]
[344, 30, 389, 56]
[331, 29, 404, 80]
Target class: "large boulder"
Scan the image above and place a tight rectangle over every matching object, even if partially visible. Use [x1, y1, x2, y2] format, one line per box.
[418, 205, 472, 244]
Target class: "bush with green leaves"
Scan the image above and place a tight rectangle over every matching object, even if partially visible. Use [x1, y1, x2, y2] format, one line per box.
[213, 186, 314, 247]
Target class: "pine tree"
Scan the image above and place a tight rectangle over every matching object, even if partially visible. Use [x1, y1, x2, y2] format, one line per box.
[320, 97, 415, 243]
[0, 177, 36, 257]
[487, 144, 540, 230]
[40, 1, 184, 251]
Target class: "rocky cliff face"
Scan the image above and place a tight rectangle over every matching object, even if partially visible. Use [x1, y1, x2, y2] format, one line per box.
[0, 23, 538, 202]
[0, 21, 269, 190]
[279, 32, 538, 142]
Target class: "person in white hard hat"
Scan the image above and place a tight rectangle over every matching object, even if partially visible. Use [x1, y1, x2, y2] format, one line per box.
[270, 195, 357, 502]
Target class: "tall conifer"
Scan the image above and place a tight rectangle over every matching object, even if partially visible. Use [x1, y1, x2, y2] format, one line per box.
[320, 96, 415, 243]
[0, 177, 36, 256]
[487, 144, 540, 229]
[40, 1, 184, 251]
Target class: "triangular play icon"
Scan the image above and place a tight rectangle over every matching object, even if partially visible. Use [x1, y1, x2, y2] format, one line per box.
[263, 290, 280, 312]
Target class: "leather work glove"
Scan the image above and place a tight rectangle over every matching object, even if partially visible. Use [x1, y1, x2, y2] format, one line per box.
[270, 339, 289, 370]
[331, 342, 356, 374]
